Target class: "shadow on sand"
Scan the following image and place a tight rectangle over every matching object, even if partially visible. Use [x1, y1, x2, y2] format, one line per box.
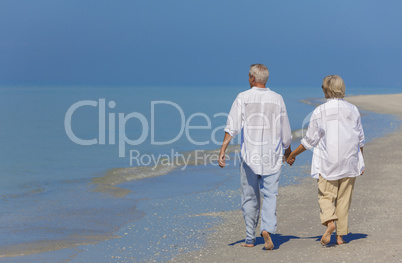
[228, 234, 300, 250]
[310, 232, 368, 246]
[229, 232, 367, 249]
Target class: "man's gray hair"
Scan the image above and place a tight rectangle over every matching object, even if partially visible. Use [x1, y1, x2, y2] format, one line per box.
[249, 64, 269, 84]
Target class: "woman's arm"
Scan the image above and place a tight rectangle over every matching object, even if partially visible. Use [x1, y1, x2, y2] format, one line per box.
[287, 144, 307, 166]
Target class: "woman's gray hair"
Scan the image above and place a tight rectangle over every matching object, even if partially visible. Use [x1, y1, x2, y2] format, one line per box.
[322, 75, 346, 98]
[249, 64, 269, 84]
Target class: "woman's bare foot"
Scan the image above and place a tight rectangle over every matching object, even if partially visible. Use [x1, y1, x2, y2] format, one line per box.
[240, 243, 254, 247]
[336, 235, 345, 245]
[262, 231, 274, 250]
[321, 221, 336, 246]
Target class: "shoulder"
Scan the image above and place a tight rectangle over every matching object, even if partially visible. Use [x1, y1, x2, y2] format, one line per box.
[343, 100, 359, 111]
[314, 101, 327, 114]
[235, 89, 251, 98]
[234, 88, 258, 101]
[262, 88, 286, 104]
[269, 89, 284, 100]
[340, 100, 361, 117]
[320, 99, 361, 118]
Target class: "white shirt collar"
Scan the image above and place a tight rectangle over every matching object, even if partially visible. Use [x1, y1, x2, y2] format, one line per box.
[326, 98, 344, 102]
[251, 86, 270, 91]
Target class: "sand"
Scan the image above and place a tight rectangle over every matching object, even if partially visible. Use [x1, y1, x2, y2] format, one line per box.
[171, 94, 402, 262]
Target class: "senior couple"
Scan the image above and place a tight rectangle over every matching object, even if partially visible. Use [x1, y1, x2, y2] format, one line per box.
[219, 64, 365, 250]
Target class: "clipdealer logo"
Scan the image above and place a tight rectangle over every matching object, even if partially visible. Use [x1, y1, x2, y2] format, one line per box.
[64, 99, 231, 160]
[64, 98, 339, 170]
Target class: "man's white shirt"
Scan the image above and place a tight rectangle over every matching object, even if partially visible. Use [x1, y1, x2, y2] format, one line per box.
[224, 87, 292, 175]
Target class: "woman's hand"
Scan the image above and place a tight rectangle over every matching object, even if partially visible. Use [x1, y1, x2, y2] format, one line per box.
[287, 153, 296, 166]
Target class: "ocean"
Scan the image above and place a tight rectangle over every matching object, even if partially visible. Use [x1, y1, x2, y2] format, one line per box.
[0, 85, 400, 262]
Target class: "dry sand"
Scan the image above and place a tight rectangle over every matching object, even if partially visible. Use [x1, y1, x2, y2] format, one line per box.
[171, 94, 402, 263]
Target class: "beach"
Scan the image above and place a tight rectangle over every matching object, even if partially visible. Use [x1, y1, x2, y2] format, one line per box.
[0, 89, 401, 262]
[2, 1, 402, 261]
[171, 93, 402, 262]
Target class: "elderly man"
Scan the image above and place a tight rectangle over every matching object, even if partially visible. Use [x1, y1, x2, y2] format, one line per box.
[219, 64, 292, 250]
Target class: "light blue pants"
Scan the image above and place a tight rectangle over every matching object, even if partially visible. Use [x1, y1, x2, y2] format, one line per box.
[240, 161, 280, 245]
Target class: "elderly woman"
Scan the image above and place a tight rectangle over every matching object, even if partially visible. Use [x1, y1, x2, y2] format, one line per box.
[287, 75, 365, 245]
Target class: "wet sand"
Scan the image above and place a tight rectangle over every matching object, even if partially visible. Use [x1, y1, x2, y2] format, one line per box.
[171, 93, 402, 262]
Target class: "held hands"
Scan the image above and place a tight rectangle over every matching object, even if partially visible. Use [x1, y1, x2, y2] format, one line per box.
[283, 147, 296, 166]
[285, 144, 306, 166]
[287, 155, 296, 166]
[285, 152, 296, 166]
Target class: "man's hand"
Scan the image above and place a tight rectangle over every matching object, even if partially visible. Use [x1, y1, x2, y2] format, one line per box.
[283, 147, 293, 165]
[219, 151, 226, 168]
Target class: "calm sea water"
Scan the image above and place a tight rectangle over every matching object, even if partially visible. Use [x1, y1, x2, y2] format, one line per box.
[0, 85, 400, 262]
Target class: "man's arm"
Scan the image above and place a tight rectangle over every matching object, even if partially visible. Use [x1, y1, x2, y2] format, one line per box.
[279, 98, 293, 164]
[219, 132, 233, 168]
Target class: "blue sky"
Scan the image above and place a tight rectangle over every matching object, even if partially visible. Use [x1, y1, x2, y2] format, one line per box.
[1, 0, 401, 87]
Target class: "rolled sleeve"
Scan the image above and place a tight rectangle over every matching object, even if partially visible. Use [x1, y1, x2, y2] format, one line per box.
[359, 137, 365, 148]
[224, 127, 235, 137]
[224, 95, 242, 137]
[301, 112, 322, 150]
[357, 114, 365, 148]
[301, 137, 314, 150]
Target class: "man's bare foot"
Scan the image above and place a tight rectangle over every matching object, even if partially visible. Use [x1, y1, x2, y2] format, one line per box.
[240, 243, 254, 247]
[336, 235, 345, 245]
[320, 221, 336, 246]
[262, 231, 274, 250]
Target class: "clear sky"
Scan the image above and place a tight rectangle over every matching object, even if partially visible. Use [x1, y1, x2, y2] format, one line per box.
[1, 0, 401, 87]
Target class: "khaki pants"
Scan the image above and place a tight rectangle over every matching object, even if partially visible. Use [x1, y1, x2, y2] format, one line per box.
[317, 175, 356, 235]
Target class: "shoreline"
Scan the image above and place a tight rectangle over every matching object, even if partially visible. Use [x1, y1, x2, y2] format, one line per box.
[1, 93, 400, 262]
[171, 93, 402, 262]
